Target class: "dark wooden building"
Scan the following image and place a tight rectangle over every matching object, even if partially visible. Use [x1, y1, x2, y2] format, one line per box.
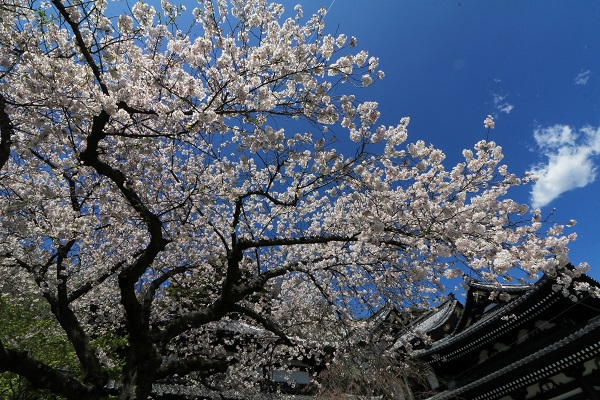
[398, 271, 600, 399]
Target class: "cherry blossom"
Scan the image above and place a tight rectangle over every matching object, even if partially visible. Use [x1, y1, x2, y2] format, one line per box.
[484, 114, 495, 129]
[0, 1, 585, 399]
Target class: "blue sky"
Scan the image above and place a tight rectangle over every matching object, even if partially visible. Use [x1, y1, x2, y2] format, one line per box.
[307, 0, 600, 278]
[106, 0, 600, 279]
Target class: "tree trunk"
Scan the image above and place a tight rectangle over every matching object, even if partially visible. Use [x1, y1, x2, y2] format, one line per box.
[118, 345, 161, 400]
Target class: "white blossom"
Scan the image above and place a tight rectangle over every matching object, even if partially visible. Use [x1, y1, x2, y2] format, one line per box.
[0, 1, 582, 398]
[361, 74, 373, 87]
[119, 15, 133, 33]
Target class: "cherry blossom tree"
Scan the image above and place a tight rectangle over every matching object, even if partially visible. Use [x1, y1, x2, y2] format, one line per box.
[0, 0, 586, 399]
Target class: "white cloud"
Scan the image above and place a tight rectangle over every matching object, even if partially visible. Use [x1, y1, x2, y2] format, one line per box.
[574, 70, 591, 85]
[498, 103, 514, 114]
[533, 125, 576, 149]
[492, 93, 514, 115]
[529, 125, 600, 208]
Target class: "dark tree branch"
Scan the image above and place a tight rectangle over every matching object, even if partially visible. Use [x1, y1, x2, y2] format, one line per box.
[78, 109, 169, 398]
[116, 101, 158, 116]
[144, 265, 191, 313]
[68, 256, 135, 303]
[156, 355, 228, 380]
[50, 0, 109, 95]
[231, 304, 293, 346]
[30, 149, 81, 212]
[56, 239, 76, 307]
[161, 305, 227, 345]
[29, 245, 109, 389]
[240, 189, 298, 207]
[234, 264, 303, 299]
[238, 234, 358, 251]
[0, 340, 94, 400]
[79, 111, 169, 282]
[160, 263, 301, 345]
[0, 93, 13, 171]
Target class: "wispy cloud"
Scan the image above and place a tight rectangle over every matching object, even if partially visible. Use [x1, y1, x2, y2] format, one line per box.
[489, 80, 515, 118]
[498, 103, 514, 114]
[574, 70, 591, 85]
[529, 125, 600, 208]
[492, 92, 514, 115]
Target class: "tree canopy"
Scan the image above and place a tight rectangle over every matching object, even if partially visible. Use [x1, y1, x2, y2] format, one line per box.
[0, 0, 587, 399]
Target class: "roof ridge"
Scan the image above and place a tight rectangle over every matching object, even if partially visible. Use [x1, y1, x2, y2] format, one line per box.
[415, 275, 551, 357]
[426, 316, 600, 400]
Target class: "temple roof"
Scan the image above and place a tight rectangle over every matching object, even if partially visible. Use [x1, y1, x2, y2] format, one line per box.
[463, 277, 533, 293]
[393, 296, 462, 348]
[411, 297, 459, 333]
[425, 315, 600, 399]
[414, 275, 551, 359]
[413, 268, 600, 400]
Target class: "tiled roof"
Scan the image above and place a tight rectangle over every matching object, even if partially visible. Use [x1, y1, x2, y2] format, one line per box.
[415, 276, 554, 359]
[392, 297, 460, 348]
[464, 278, 532, 293]
[426, 315, 600, 400]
